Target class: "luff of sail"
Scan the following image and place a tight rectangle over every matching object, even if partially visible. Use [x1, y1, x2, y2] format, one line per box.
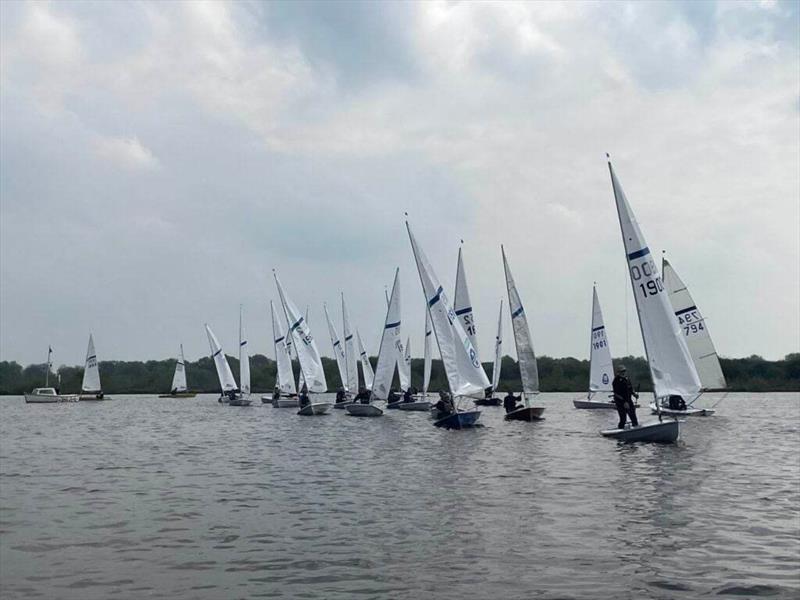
[171, 344, 188, 392]
[372, 269, 403, 400]
[454, 244, 480, 362]
[274, 274, 327, 393]
[502, 247, 540, 394]
[271, 301, 297, 395]
[608, 159, 701, 399]
[239, 307, 251, 396]
[205, 324, 237, 392]
[663, 257, 726, 390]
[356, 330, 374, 390]
[492, 300, 504, 391]
[407, 222, 490, 397]
[324, 303, 349, 390]
[341, 295, 359, 394]
[422, 308, 432, 394]
[81, 334, 101, 392]
[588, 286, 614, 395]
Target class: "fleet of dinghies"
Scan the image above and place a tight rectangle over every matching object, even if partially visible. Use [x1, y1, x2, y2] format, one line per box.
[25, 158, 728, 444]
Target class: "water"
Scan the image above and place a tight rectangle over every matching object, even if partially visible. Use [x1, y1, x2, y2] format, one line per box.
[1, 392, 798, 599]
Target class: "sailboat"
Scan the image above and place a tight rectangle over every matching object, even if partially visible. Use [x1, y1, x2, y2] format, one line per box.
[159, 344, 196, 398]
[341, 295, 360, 398]
[387, 335, 411, 409]
[396, 334, 431, 411]
[501, 247, 544, 421]
[25, 346, 78, 403]
[406, 222, 490, 429]
[266, 300, 299, 407]
[79, 334, 108, 400]
[347, 270, 404, 417]
[573, 286, 618, 409]
[601, 156, 701, 442]
[476, 300, 504, 406]
[324, 302, 351, 408]
[652, 256, 725, 416]
[230, 306, 252, 406]
[274, 272, 330, 415]
[205, 323, 243, 405]
[357, 330, 374, 391]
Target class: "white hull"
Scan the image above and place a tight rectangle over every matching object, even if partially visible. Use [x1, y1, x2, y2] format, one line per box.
[573, 399, 616, 410]
[345, 404, 383, 417]
[298, 402, 332, 416]
[25, 393, 79, 403]
[396, 401, 433, 411]
[79, 394, 109, 401]
[601, 419, 680, 443]
[333, 401, 354, 409]
[267, 396, 299, 408]
[649, 403, 715, 417]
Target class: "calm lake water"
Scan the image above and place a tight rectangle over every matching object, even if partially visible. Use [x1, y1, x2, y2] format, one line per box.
[1, 392, 798, 599]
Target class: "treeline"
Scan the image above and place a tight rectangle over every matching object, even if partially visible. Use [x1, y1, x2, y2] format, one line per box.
[1, 354, 798, 395]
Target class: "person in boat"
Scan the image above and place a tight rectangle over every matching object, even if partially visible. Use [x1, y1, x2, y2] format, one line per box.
[667, 395, 687, 410]
[335, 388, 347, 405]
[503, 391, 521, 413]
[484, 387, 494, 399]
[298, 389, 310, 409]
[354, 387, 371, 404]
[612, 365, 639, 429]
[403, 387, 414, 403]
[226, 389, 237, 403]
[434, 391, 454, 416]
[170, 387, 178, 396]
[272, 386, 281, 401]
[387, 389, 400, 405]
[96, 391, 104, 400]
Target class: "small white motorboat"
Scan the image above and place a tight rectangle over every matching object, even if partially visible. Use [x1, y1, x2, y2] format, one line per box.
[25, 388, 78, 404]
[297, 402, 332, 416]
[345, 403, 383, 417]
[601, 420, 680, 443]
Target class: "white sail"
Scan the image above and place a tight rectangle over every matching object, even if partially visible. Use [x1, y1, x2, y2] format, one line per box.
[422, 307, 432, 394]
[274, 274, 327, 393]
[81, 333, 101, 392]
[357, 330, 374, 390]
[239, 307, 251, 396]
[341, 295, 360, 394]
[502, 247, 540, 394]
[663, 257, 726, 390]
[492, 300, 504, 391]
[454, 245, 480, 362]
[205, 324, 237, 392]
[324, 303, 349, 390]
[271, 301, 297, 394]
[588, 286, 614, 394]
[371, 269, 403, 400]
[400, 337, 412, 391]
[608, 159, 701, 399]
[170, 344, 188, 392]
[407, 222, 490, 396]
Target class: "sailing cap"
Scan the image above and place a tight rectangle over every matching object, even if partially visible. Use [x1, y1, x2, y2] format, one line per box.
[617, 365, 627, 373]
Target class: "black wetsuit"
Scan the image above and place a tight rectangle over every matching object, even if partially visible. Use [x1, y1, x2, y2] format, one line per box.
[503, 393, 519, 414]
[612, 375, 639, 428]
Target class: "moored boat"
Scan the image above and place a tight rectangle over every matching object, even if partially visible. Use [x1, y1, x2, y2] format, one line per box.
[25, 387, 79, 403]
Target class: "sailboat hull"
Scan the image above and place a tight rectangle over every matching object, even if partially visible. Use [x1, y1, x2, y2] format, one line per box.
[504, 406, 545, 421]
[573, 399, 616, 409]
[474, 397, 502, 406]
[297, 402, 332, 416]
[158, 392, 196, 398]
[79, 394, 110, 401]
[228, 396, 252, 406]
[334, 401, 354, 409]
[396, 401, 433, 411]
[649, 403, 714, 417]
[433, 410, 481, 429]
[345, 404, 383, 417]
[273, 397, 299, 408]
[601, 419, 680, 443]
[25, 393, 79, 403]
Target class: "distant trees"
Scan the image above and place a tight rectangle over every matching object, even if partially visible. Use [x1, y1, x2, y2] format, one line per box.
[1, 354, 797, 395]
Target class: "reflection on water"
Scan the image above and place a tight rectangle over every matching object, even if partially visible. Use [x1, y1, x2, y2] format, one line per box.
[1, 393, 798, 599]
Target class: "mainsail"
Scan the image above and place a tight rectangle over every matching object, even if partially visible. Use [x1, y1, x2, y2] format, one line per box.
[371, 269, 403, 400]
[271, 300, 297, 395]
[663, 257, 726, 390]
[608, 158, 701, 399]
[274, 274, 327, 393]
[205, 324, 237, 392]
[341, 295, 359, 394]
[422, 308, 432, 394]
[491, 300, 504, 391]
[170, 344, 188, 392]
[454, 244, 480, 362]
[81, 334, 101, 392]
[356, 330, 374, 390]
[239, 307, 251, 396]
[398, 336, 411, 391]
[324, 303, 349, 390]
[588, 286, 614, 394]
[407, 222, 489, 396]
[502, 246, 540, 394]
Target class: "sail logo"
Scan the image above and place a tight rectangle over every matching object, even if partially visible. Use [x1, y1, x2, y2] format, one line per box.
[602, 373, 609, 385]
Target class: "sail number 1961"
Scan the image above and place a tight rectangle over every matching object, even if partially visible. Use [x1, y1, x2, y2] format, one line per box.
[630, 259, 664, 299]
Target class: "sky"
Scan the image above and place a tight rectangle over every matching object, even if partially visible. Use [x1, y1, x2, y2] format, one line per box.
[1, 0, 798, 368]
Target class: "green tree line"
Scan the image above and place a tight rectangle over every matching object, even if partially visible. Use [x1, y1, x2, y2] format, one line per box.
[1, 354, 798, 395]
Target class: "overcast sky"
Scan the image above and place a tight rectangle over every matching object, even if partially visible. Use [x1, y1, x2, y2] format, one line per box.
[1, 0, 798, 368]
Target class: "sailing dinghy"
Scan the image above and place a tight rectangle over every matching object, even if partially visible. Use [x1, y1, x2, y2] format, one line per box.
[396, 335, 431, 411]
[476, 300, 504, 407]
[267, 300, 299, 407]
[341, 295, 360, 399]
[205, 324, 243, 405]
[274, 273, 331, 415]
[229, 306, 252, 406]
[79, 334, 109, 400]
[649, 256, 724, 416]
[573, 286, 618, 409]
[324, 303, 352, 408]
[159, 344, 196, 398]
[357, 330, 374, 391]
[600, 157, 701, 443]
[407, 222, 490, 429]
[501, 247, 544, 421]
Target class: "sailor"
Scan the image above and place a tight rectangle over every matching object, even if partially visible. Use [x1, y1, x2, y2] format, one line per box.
[403, 387, 414, 403]
[299, 389, 310, 408]
[226, 389, 237, 403]
[96, 391, 104, 400]
[503, 391, 520, 414]
[335, 388, 347, 404]
[434, 391, 454, 416]
[612, 365, 639, 429]
[272, 386, 281, 401]
[354, 387, 370, 404]
[171, 387, 178, 396]
[484, 387, 494, 399]
[387, 389, 400, 404]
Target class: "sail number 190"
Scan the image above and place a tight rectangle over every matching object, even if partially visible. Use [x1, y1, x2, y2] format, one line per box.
[630, 259, 664, 299]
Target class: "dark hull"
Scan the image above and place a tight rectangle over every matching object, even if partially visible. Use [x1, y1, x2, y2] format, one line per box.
[158, 392, 197, 398]
[504, 406, 545, 421]
[474, 397, 502, 407]
[433, 410, 481, 429]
